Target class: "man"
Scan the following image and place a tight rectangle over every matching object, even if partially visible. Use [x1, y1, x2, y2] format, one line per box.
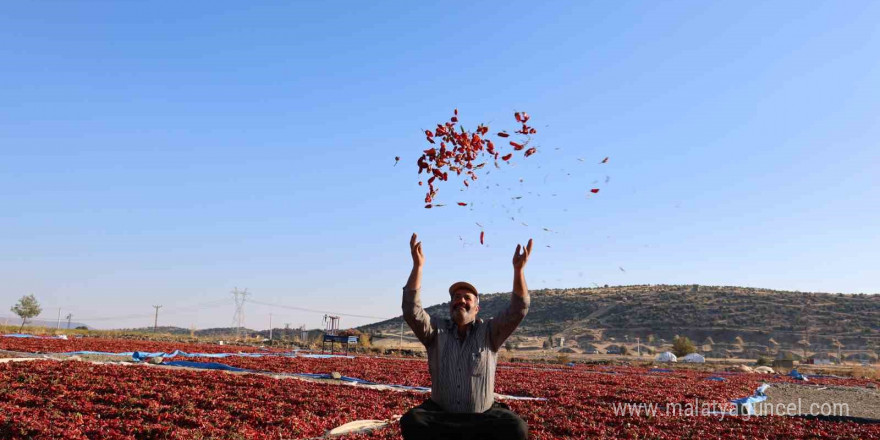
[400, 233, 532, 440]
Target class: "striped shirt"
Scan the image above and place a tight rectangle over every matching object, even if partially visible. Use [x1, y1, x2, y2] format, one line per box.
[402, 288, 529, 413]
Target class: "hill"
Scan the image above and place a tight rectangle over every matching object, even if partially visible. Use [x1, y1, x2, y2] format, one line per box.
[359, 285, 879, 356]
[0, 315, 90, 330]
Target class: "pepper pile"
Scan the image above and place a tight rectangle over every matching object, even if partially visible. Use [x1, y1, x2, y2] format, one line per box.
[417, 110, 538, 209]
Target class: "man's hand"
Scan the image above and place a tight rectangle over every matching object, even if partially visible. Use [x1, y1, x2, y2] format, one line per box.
[410, 233, 425, 268]
[512, 238, 533, 271]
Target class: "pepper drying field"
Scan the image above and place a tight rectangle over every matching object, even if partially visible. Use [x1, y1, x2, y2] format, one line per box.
[1, 335, 878, 439]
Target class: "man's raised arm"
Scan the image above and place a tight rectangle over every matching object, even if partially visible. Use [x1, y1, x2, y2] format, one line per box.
[402, 233, 436, 347]
[490, 239, 533, 351]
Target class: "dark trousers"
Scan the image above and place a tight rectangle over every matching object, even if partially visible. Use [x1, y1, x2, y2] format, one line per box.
[400, 399, 528, 440]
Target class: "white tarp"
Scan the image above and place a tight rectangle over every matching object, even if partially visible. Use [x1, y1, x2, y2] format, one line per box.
[655, 352, 677, 362]
[681, 353, 705, 363]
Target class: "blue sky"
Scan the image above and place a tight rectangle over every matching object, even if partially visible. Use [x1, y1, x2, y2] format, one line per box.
[2, 1, 878, 330]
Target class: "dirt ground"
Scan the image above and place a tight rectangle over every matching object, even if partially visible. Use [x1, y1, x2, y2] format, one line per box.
[758, 383, 880, 421]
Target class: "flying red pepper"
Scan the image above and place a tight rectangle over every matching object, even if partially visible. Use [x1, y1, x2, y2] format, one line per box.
[415, 109, 537, 207]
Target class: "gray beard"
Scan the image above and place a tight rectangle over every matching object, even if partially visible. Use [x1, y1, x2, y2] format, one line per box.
[452, 307, 471, 323]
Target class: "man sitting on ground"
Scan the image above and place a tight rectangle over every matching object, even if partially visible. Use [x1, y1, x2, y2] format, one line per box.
[400, 233, 532, 440]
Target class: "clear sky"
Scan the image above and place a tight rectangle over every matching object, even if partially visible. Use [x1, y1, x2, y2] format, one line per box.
[2, 1, 878, 331]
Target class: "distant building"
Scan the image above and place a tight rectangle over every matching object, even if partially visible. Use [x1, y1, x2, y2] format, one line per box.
[805, 353, 833, 365]
[772, 359, 794, 369]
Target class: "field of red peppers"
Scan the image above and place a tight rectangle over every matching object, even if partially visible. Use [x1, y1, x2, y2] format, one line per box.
[0, 335, 276, 356]
[2, 336, 878, 439]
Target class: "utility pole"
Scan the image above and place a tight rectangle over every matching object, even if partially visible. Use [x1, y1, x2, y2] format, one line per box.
[152, 305, 162, 332]
[269, 313, 273, 341]
[636, 337, 641, 356]
[231, 288, 250, 340]
[56, 308, 62, 329]
[66, 313, 72, 329]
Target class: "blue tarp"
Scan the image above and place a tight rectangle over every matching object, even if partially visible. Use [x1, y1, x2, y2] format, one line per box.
[756, 384, 769, 396]
[788, 369, 808, 381]
[649, 368, 673, 373]
[63, 351, 136, 357]
[2, 333, 58, 339]
[163, 360, 252, 372]
[730, 384, 770, 415]
[153, 360, 433, 392]
[132, 350, 307, 361]
[26, 347, 351, 361]
[706, 376, 727, 381]
[731, 394, 768, 415]
[49, 350, 299, 361]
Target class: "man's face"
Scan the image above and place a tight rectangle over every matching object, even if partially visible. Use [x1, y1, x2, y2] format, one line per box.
[450, 288, 479, 326]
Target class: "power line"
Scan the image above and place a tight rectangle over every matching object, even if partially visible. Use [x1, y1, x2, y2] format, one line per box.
[248, 299, 391, 321]
[71, 299, 229, 322]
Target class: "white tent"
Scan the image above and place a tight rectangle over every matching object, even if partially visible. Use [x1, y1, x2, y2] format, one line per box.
[655, 352, 677, 363]
[681, 353, 705, 363]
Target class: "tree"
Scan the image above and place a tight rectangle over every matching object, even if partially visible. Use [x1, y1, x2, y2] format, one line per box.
[11, 294, 42, 332]
[672, 336, 697, 357]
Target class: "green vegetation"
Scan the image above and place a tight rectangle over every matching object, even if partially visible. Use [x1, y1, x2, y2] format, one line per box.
[11, 294, 42, 332]
[672, 336, 696, 357]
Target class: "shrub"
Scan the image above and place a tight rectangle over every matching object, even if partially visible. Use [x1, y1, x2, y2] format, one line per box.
[672, 336, 697, 357]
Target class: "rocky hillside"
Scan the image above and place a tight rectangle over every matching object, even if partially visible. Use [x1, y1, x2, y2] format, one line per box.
[360, 285, 879, 355]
